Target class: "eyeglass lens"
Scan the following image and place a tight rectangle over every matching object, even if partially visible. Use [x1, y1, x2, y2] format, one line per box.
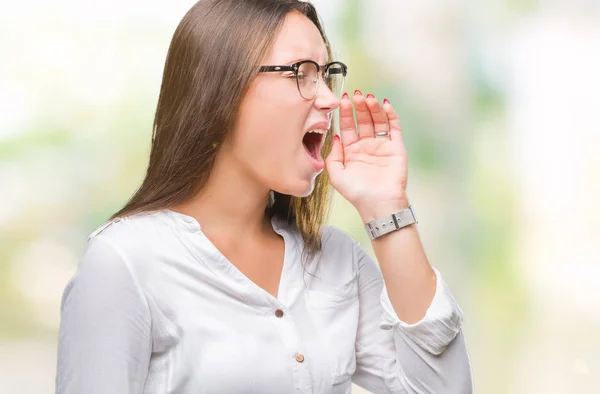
[297, 62, 345, 99]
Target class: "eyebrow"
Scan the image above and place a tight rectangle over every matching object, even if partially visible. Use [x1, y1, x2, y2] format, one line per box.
[282, 57, 331, 65]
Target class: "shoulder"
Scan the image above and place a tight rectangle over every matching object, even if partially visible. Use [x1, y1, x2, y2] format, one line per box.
[306, 224, 363, 279]
[319, 223, 378, 270]
[88, 210, 175, 241]
[320, 224, 360, 251]
[83, 210, 183, 277]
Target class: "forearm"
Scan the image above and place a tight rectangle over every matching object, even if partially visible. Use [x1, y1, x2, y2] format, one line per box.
[359, 200, 436, 324]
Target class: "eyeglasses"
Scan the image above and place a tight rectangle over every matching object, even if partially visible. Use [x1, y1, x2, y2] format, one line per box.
[259, 60, 348, 100]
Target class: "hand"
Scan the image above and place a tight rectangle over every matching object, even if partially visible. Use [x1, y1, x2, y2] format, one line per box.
[325, 91, 409, 223]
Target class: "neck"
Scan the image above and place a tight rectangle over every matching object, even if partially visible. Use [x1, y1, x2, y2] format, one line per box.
[170, 150, 273, 242]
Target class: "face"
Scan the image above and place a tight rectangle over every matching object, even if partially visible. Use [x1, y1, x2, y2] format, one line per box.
[227, 11, 341, 198]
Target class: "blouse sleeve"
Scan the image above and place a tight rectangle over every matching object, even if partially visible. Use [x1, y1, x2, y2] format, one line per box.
[351, 241, 473, 394]
[56, 235, 152, 394]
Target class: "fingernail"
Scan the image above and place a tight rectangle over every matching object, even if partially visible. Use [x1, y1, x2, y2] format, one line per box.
[342, 92, 349, 99]
[367, 94, 375, 99]
[334, 134, 340, 142]
[354, 89, 363, 96]
[383, 98, 390, 105]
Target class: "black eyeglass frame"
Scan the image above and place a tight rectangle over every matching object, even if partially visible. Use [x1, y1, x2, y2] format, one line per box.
[259, 60, 348, 100]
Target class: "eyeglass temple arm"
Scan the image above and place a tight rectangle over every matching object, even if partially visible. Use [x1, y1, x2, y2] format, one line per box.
[259, 66, 295, 72]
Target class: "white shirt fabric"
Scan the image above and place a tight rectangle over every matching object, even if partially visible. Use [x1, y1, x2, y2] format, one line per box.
[56, 209, 473, 394]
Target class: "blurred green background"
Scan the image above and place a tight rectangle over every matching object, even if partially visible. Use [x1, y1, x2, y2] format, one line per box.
[1, 0, 599, 392]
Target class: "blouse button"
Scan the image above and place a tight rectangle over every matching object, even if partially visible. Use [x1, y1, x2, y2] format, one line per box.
[295, 353, 305, 363]
[275, 309, 284, 318]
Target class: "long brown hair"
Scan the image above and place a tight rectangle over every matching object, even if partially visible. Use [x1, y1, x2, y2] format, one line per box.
[111, 0, 335, 263]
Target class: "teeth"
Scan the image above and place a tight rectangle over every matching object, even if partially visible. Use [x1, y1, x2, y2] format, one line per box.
[308, 129, 326, 134]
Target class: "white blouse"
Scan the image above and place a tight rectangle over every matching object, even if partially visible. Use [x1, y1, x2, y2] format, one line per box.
[56, 209, 472, 394]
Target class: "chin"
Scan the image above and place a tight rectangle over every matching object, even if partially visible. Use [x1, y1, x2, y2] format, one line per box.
[275, 174, 319, 199]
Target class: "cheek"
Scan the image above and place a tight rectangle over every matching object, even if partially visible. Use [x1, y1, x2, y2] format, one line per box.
[229, 82, 317, 192]
[236, 87, 308, 155]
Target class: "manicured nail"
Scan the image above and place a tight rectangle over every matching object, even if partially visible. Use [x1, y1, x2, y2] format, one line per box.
[334, 134, 340, 142]
[383, 98, 390, 105]
[342, 92, 349, 99]
[354, 89, 363, 96]
[367, 94, 375, 99]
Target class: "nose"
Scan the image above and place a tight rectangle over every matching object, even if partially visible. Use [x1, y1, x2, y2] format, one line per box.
[313, 77, 341, 113]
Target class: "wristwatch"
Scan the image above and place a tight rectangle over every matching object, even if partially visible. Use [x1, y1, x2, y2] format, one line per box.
[365, 205, 418, 240]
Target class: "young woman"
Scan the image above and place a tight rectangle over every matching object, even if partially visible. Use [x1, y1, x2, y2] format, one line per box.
[56, 0, 472, 393]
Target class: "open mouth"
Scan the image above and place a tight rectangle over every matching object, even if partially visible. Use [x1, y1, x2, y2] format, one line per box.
[302, 129, 326, 161]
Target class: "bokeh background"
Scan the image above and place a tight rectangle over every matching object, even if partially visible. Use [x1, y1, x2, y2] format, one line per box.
[1, 0, 599, 392]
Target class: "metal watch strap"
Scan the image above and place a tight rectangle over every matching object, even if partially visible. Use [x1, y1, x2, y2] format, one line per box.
[365, 205, 418, 240]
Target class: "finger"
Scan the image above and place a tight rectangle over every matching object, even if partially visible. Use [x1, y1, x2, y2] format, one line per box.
[325, 134, 345, 180]
[383, 98, 403, 142]
[365, 95, 390, 138]
[338, 92, 358, 146]
[353, 90, 375, 140]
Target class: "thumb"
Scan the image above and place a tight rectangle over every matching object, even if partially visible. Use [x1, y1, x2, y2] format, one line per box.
[325, 134, 345, 178]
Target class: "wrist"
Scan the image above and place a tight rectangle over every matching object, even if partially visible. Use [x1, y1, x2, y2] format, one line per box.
[363, 203, 417, 240]
[358, 198, 410, 223]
